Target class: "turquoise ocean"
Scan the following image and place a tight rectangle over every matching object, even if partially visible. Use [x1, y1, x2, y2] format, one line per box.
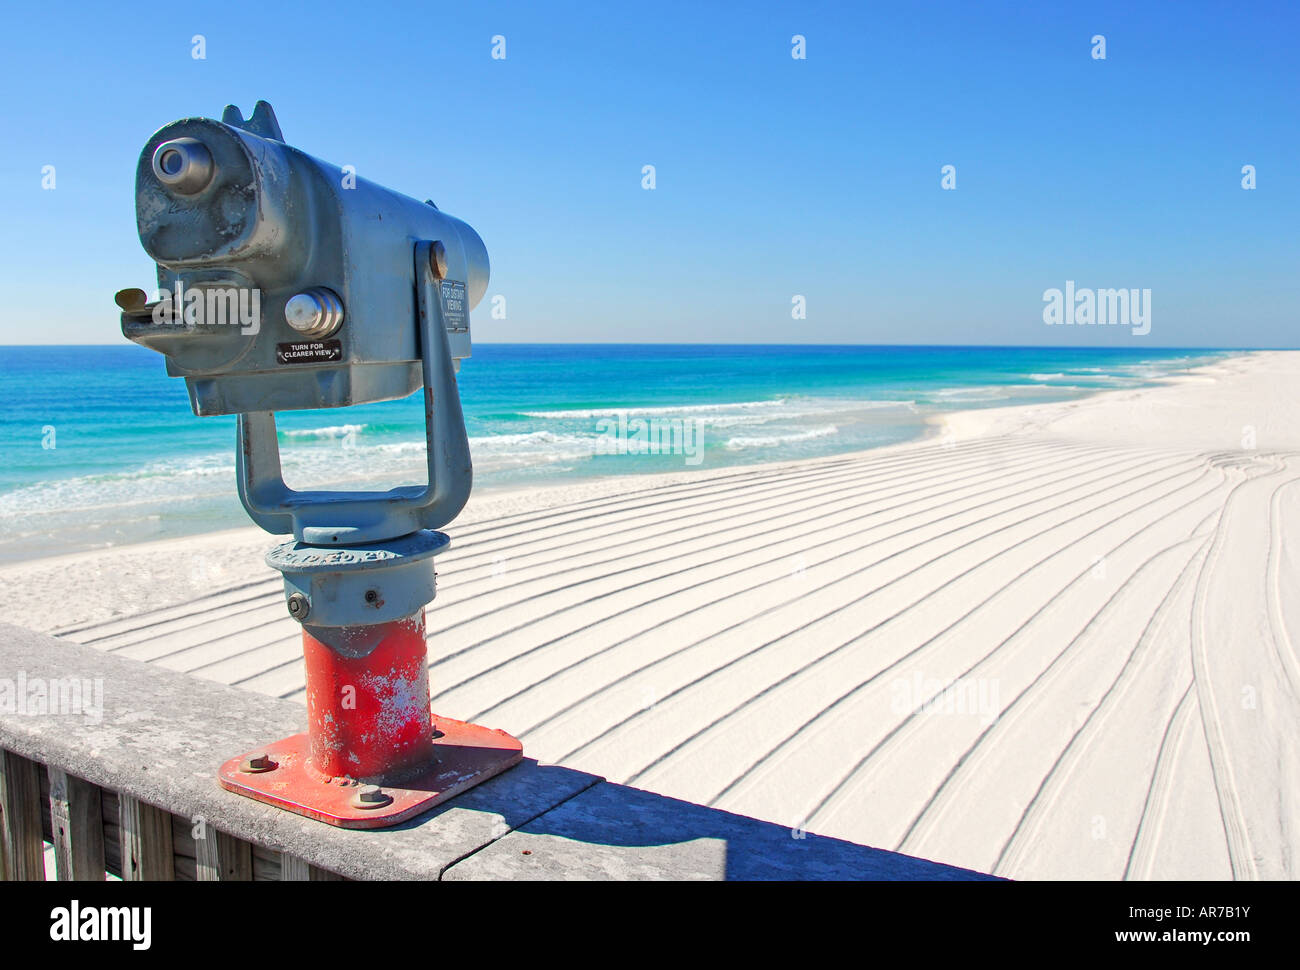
[0, 344, 1235, 562]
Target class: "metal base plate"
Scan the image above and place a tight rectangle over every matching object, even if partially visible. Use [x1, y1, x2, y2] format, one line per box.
[217, 716, 523, 829]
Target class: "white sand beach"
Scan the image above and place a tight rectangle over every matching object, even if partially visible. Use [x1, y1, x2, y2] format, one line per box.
[5, 350, 1298, 880]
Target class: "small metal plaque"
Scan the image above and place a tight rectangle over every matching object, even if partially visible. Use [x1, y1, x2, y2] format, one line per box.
[439, 280, 468, 332]
[277, 339, 343, 364]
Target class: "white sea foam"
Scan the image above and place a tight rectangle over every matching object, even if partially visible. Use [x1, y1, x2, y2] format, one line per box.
[0, 454, 237, 519]
[725, 425, 839, 450]
[521, 397, 911, 423]
[520, 399, 789, 419]
[280, 424, 368, 439]
[928, 386, 1009, 401]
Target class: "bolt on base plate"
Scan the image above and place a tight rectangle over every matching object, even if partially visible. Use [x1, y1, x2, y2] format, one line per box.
[217, 716, 523, 829]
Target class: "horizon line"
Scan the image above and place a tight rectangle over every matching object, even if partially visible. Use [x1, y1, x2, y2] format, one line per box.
[0, 342, 1286, 351]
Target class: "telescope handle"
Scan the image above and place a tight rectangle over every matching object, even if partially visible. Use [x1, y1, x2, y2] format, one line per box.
[235, 240, 473, 544]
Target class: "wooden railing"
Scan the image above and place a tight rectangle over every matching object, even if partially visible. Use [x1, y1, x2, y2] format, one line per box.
[0, 622, 995, 881]
[2, 750, 338, 880]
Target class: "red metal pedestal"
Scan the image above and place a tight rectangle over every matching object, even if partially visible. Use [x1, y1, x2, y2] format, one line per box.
[218, 609, 522, 829]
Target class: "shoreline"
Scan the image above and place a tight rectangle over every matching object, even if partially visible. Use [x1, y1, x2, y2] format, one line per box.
[0, 348, 1255, 572]
[0, 349, 1273, 636]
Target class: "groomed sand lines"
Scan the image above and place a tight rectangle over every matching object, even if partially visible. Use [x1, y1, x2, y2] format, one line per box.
[36, 352, 1300, 880]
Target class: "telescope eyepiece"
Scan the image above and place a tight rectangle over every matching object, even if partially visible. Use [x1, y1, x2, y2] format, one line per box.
[151, 137, 214, 194]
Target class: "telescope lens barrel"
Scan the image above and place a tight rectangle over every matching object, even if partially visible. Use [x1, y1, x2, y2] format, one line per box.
[151, 137, 214, 195]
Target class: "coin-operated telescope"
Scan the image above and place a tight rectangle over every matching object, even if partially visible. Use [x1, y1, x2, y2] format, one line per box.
[118, 101, 520, 827]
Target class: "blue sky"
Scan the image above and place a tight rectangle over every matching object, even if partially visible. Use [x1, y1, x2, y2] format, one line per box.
[1, 0, 1296, 347]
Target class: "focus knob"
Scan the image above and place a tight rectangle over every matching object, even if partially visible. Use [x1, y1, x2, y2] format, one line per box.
[284, 288, 344, 338]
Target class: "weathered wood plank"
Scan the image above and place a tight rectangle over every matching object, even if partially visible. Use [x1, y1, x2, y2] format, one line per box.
[279, 853, 311, 881]
[280, 852, 342, 881]
[251, 841, 280, 881]
[170, 814, 197, 881]
[100, 790, 123, 878]
[47, 767, 105, 881]
[197, 827, 253, 881]
[118, 794, 174, 881]
[170, 811, 197, 878]
[0, 749, 46, 880]
[38, 767, 52, 843]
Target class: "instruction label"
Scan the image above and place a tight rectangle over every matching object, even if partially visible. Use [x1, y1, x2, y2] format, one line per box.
[276, 339, 343, 365]
[440, 280, 468, 332]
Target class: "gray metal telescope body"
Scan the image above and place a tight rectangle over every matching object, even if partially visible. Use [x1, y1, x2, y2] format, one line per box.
[125, 101, 488, 418]
[121, 103, 488, 624]
[120, 100, 488, 548]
